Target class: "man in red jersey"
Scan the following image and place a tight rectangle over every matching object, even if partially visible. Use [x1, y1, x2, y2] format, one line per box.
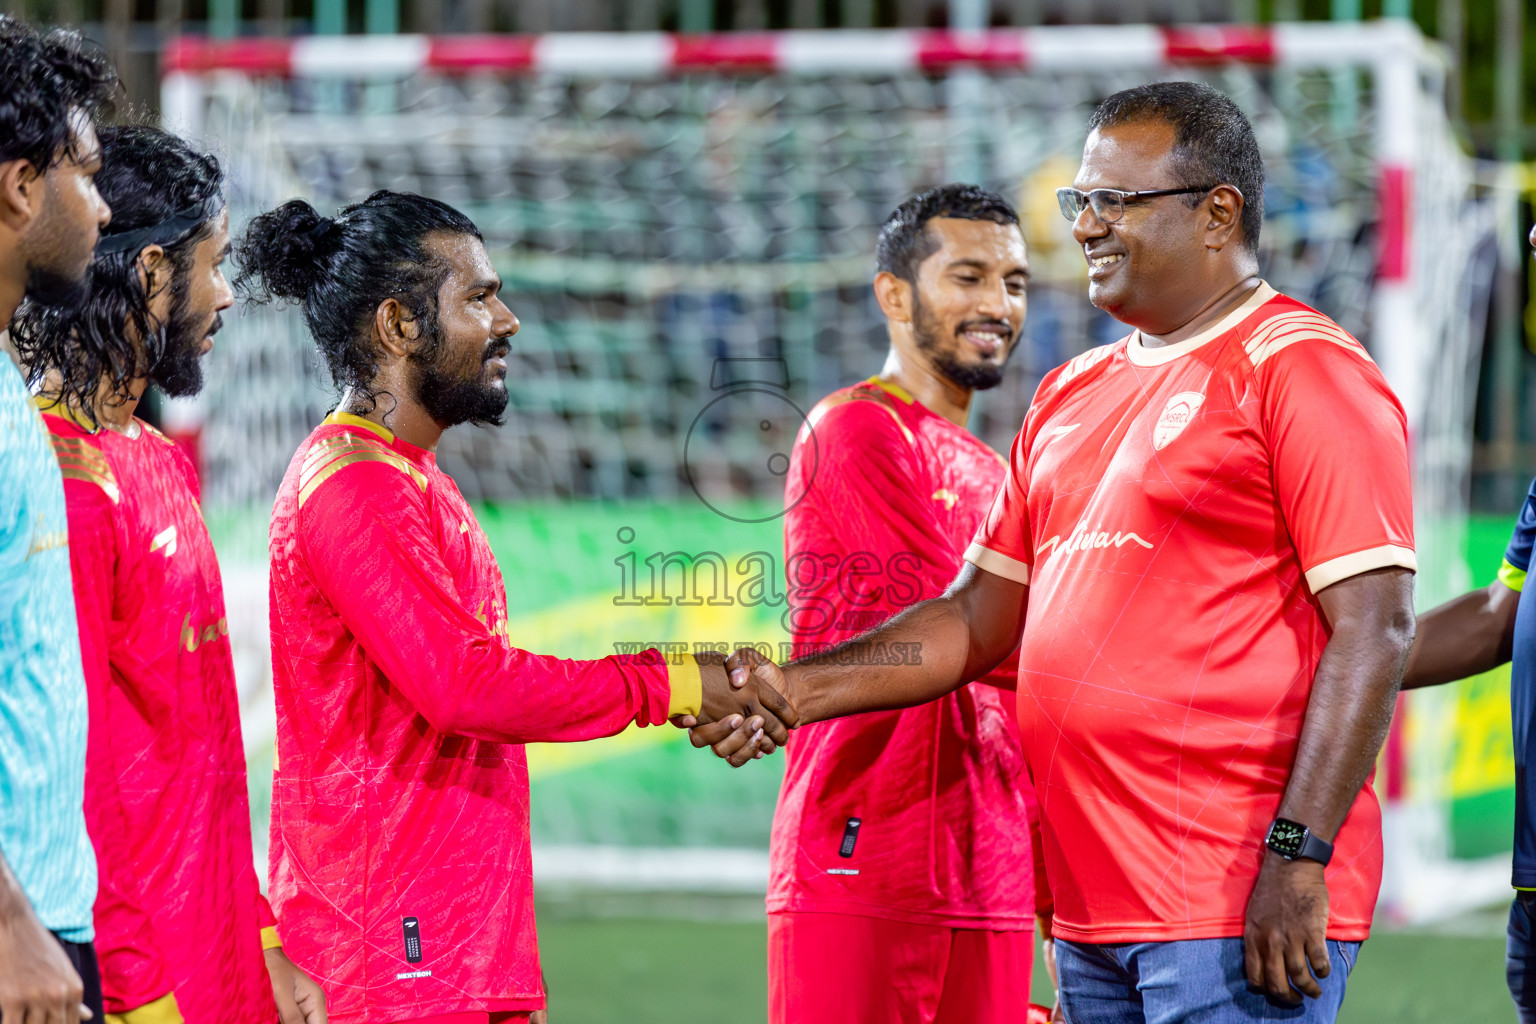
[769, 184, 1046, 1024]
[11, 127, 326, 1024]
[234, 190, 795, 1024]
[705, 82, 1415, 1023]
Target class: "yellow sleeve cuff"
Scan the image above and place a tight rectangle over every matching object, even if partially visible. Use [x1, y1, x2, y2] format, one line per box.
[261, 925, 283, 950]
[1500, 559, 1528, 593]
[106, 992, 184, 1024]
[667, 654, 703, 719]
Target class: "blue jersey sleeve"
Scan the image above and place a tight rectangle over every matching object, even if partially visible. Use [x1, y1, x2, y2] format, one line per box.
[1502, 478, 1536, 592]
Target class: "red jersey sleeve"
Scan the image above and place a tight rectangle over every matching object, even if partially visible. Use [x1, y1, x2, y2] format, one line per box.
[62, 477, 175, 1013]
[1256, 335, 1417, 593]
[298, 459, 673, 743]
[965, 419, 1034, 586]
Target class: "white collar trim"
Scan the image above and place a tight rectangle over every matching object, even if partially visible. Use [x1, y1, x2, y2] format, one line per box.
[1126, 282, 1277, 367]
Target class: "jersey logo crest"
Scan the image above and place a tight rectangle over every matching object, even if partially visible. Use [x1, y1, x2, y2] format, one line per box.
[1153, 391, 1205, 450]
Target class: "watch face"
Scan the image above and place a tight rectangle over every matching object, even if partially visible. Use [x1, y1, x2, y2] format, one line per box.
[1268, 819, 1308, 858]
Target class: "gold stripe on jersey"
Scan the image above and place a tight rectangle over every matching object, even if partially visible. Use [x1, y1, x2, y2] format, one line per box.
[50, 436, 120, 503]
[804, 388, 916, 447]
[1244, 311, 1370, 368]
[32, 396, 97, 432]
[298, 432, 428, 507]
[298, 439, 421, 495]
[867, 376, 915, 405]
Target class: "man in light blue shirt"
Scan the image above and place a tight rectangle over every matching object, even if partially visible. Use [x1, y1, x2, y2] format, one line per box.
[0, 16, 113, 1023]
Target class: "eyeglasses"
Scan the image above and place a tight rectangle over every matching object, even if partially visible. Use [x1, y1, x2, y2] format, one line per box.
[1055, 185, 1220, 224]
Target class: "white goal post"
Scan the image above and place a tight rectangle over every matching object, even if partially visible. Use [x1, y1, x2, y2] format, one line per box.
[161, 23, 1505, 921]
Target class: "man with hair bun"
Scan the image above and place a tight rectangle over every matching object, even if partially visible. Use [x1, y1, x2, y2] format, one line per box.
[0, 15, 114, 1024]
[706, 81, 1417, 1023]
[12, 125, 327, 1024]
[236, 189, 796, 1024]
[767, 183, 1046, 1024]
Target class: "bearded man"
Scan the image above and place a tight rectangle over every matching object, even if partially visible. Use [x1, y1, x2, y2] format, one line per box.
[767, 185, 1046, 1024]
[706, 82, 1417, 1024]
[11, 125, 327, 1024]
[236, 190, 795, 1024]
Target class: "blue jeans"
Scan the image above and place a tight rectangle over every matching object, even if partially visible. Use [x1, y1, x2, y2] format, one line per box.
[1055, 936, 1360, 1023]
[1508, 896, 1536, 1022]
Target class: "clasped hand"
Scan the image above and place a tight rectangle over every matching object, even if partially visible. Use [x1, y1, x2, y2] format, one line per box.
[672, 648, 799, 766]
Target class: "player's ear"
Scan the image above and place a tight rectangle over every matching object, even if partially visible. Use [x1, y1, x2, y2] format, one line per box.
[874, 270, 913, 325]
[137, 244, 169, 301]
[374, 296, 420, 359]
[1203, 184, 1244, 252]
[0, 159, 42, 231]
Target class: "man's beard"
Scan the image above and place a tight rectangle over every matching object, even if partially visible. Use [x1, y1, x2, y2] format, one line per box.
[413, 337, 511, 428]
[149, 281, 215, 398]
[19, 185, 95, 310]
[910, 293, 1013, 392]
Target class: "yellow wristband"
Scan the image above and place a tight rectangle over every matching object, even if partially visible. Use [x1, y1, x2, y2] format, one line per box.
[260, 925, 283, 951]
[105, 992, 184, 1024]
[667, 654, 703, 719]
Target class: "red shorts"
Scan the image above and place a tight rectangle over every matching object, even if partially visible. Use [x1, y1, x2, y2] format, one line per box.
[768, 911, 1035, 1024]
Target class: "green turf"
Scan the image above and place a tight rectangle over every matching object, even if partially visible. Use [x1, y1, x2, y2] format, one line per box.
[1339, 931, 1513, 1023]
[537, 919, 1515, 1024]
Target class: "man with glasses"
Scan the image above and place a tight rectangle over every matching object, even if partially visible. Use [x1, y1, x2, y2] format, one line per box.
[700, 81, 1416, 1023]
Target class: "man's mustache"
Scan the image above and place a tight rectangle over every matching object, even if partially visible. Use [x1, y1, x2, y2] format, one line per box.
[955, 318, 1016, 340]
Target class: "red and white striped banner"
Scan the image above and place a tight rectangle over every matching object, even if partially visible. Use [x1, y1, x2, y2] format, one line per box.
[161, 22, 1423, 78]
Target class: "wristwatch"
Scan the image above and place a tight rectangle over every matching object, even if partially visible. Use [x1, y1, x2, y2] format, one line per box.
[1265, 818, 1334, 866]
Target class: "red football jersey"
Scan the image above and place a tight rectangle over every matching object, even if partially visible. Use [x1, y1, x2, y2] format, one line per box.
[44, 408, 276, 1022]
[769, 379, 1037, 929]
[966, 285, 1415, 944]
[267, 413, 678, 1024]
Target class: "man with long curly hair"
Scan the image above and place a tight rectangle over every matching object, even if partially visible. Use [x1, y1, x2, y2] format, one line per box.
[11, 125, 326, 1024]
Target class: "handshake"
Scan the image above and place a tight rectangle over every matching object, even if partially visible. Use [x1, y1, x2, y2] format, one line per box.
[671, 648, 800, 767]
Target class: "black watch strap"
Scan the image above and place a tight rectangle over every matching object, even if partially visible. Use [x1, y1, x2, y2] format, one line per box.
[1266, 818, 1334, 866]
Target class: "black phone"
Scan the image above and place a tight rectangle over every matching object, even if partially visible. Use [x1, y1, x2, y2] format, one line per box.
[839, 817, 861, 858]
[403, 917, 423, 963]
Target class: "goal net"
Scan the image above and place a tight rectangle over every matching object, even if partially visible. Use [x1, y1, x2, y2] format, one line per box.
[163, 23, 1503, 921]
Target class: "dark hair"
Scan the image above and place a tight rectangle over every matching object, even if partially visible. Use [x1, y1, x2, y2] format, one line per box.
[11, 125, 224, 419]
[1087, 81, 1265, 254]
[0, 16, 117, 171]
[235, 190, 483, 405]
[875, 184, 1020, 283]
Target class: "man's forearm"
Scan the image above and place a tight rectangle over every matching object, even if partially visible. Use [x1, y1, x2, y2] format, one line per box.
[1277, 590, 1414, 840]
[1401, 582, 1516, 690]
[786, 596, 974, 723]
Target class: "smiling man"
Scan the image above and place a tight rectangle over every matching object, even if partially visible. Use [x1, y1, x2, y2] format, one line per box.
[11, 125, 327, 1024]
[767, 185, 1043, 1024]
[703, 82, 1417, 1024]
[236, 190, 795, 1024]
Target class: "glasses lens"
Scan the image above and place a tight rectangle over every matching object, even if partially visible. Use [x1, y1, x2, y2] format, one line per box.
[1056, 188, 1085, 221]
[1088, 190, 1124, 223]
